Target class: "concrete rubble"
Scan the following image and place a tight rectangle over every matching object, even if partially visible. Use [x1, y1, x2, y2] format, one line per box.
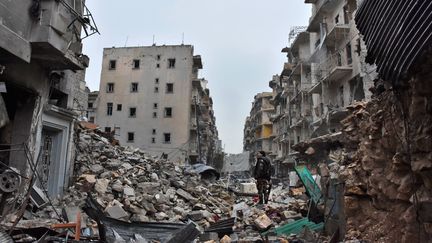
[0, 123, 325, 242]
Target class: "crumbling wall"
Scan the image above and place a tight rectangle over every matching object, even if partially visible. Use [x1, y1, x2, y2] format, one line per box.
[340, 51, 432, 242]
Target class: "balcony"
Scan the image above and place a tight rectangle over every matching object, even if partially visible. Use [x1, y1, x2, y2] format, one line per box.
[0, 0, 96, 69]
[29, 0, 96, 70]
[316, 52, 353, 85]
[324, 24, 351, 47]
[307, 0, 340, 32]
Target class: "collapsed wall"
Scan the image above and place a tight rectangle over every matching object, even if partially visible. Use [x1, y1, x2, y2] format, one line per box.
[340, 51, 432, 242]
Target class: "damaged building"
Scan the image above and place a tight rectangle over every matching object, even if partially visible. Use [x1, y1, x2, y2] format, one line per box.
[95, 45, 222, 165]
[258, 0, 432, 241]
[86, 90, 98, 123]
[191, 78, 223, 168]
[245, 0, 378, 176]
[0, 0, 98, 213]
[243, 92, 274, 169]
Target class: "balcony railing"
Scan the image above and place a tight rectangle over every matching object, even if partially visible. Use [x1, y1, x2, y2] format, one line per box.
[315, 51, 353, 83]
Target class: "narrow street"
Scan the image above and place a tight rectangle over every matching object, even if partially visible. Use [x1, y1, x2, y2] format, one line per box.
[0, 0, 431, 242]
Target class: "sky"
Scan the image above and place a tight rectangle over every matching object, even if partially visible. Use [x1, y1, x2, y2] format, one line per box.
[82, 1, 311, 154]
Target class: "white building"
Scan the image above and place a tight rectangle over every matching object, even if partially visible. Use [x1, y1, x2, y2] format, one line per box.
[96, 45, 208, 163]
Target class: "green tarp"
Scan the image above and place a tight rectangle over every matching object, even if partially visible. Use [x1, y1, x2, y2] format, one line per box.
[294, 165, 322, 204]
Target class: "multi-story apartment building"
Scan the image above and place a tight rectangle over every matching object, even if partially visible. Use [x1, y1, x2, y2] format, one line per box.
[0, 0, 96, 200]
[190, 78, 221, 165]
[264, 0, 377, 167]
[96, 45, 220, 164]
[244, 0, 381, 176]
[86, 91, 99, 123]
[306, 0, 374, 138]
[268, 75, 291, 179]
[243, 92, 274, 159]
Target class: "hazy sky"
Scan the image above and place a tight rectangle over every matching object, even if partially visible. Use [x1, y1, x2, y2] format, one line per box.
[83, 1, 311, 154]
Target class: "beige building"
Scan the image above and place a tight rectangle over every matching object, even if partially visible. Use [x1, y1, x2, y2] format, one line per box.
[265, 0, 377, 171]
[243, 92, 274, 159]
[96, 45, 220, 164]
[86, 90, 99, 123]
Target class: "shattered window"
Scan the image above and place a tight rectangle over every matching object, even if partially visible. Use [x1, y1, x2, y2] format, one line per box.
[155, 78, 159, 84]
[166, 83, 174, 93]
[154, 87, 159, 93]
[152, 129, 156, 135]
[151, 137, 156, 143]
[127, 132, 134, 142]
[133, 59, 140, 69]
[168, 58, 176, 68]
[157, 55, 161, 60]
[131, 82, 138, 92]
[109, 60, 116, 70]
[163, 133, 171, 143]
[107, 83, 114, 93]
[153, 103, 158, 109]
[117, 104, 122, 111]
[105, 127, 111, 133]
[107, 103, 113, 116]
[153, 112, 157, 118]
[164, 107, 172, 118]
[129, 107, 137, 117]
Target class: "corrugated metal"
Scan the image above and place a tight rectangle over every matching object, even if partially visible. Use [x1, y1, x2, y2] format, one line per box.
[355, 0, 432, 83]
[0, 229, 13, 243]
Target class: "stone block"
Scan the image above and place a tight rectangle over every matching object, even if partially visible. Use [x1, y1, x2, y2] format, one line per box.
[176, 188, 197, 202]
[105, 205, 129, 220]
[95, 178, 109, 194]
[188, 210, 204, 221]
[254, 214, 272, 230]
[199, 232, 219, 242]
[239, 183, 258, 194]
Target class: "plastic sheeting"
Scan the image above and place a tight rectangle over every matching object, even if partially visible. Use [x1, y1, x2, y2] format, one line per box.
[83, 196, 200, 243]
[221, 152, 251, 173]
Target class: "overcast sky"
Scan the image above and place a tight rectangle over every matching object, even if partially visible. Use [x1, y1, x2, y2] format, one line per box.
[83, 1, 311, 154]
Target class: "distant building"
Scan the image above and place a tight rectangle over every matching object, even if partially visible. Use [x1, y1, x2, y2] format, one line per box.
[243, 92, 274, 159]
[263, 0, 378, 167]
[96, 45, 220, 164]
[87, 91, 99, 123]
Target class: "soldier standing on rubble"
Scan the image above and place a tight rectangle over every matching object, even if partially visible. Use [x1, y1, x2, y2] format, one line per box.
[253, 151, 272, 204]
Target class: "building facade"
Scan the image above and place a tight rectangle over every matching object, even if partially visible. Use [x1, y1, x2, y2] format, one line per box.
[86, 90, 99, 123]
[96, 45, 220, 164]
[245, 0, 378, 179]
[0, 0, 96, 203]
[243, 92, 274, 159]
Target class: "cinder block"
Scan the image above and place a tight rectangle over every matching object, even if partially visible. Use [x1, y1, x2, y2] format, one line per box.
[240, 183, 258, 194]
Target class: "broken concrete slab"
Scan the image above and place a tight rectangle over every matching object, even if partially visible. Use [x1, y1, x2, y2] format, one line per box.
[105, 205, 129, 220]
[95, 178, 110, 194]
[176, 188, 198, 202]
[254, 214, 273, 230]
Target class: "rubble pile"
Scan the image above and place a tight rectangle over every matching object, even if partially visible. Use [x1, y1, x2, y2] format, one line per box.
[339, 53, 432, 242]
[2, 124, 323, 242]
[59, 125, 234, 229]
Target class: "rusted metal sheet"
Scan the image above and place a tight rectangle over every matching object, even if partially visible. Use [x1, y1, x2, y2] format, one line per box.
[355, 0, 432, 83]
